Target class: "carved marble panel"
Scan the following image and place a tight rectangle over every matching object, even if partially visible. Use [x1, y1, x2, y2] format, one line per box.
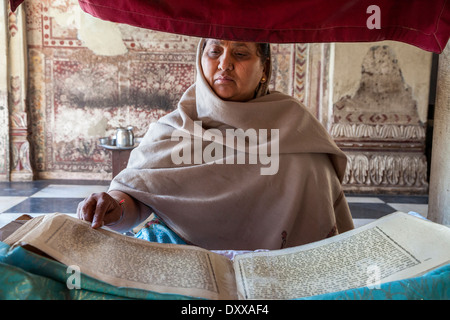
[332, 45, 428, 193]
[343, 153, 428, 193]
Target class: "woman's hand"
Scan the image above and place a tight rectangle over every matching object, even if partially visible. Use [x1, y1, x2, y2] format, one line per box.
[77, 192, 123, 229]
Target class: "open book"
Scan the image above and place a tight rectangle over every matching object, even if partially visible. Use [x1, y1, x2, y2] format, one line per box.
[3, 212, 450, 300]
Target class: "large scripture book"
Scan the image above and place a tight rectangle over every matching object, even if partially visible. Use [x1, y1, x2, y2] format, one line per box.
[3, 212, 450, 300]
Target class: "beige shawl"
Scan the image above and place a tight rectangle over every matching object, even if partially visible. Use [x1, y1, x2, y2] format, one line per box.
[109, 39, 354, 250]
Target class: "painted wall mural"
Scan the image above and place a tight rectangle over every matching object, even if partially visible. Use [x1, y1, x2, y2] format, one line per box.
[26, 1, 199, 178]
[18, 0, 300, 180]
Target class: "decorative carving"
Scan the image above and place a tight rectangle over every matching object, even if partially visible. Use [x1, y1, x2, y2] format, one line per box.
[293, 44, 308, 103]
[343, 153, 428, 192]
[8, 10, 18, 37]
[330, 123, 426, 140]
[11, 139, 32, 172]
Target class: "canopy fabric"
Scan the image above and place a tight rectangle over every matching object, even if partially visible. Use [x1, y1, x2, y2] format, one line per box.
[10, 0, 450, 53]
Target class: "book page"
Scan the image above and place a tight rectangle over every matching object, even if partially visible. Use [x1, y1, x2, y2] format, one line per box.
[233, 212, 450, 299]
[6, 213, 238, 300]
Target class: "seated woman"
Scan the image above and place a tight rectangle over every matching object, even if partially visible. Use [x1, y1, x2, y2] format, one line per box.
[77, 38, 354, 251]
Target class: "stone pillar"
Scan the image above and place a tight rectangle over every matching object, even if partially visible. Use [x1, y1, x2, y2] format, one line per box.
[428, 42, 450, 225]
[6, 3, 33, 181]
[0, 1, 10, 181]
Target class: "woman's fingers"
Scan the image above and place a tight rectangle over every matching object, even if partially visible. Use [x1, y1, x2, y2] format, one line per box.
[77, 195, 97, 222]
[77, 192, 118, 228]
[91, 194, 111, 228]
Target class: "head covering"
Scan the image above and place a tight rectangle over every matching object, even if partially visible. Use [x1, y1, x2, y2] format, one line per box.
[109, 38, 353, 250]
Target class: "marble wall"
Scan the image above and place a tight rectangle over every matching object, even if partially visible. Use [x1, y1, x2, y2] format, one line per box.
[0, 0, 433, 194]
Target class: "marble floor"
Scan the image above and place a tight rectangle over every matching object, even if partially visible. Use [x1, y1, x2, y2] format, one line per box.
[0, 180, 429, 229]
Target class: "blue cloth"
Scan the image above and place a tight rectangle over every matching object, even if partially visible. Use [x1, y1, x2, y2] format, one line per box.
[134, 215, 186, 245]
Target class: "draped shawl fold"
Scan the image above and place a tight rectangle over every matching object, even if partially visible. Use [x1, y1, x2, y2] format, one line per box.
[109, 39, 354, 250]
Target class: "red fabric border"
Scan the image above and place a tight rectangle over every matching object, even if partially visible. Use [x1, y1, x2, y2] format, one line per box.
[9, 0, 450, 53]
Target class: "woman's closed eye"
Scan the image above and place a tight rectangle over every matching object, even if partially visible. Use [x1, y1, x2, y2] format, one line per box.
[234, 51, 249, 59]
[208, 50, 221, 57]
[207, 46, 222, 57]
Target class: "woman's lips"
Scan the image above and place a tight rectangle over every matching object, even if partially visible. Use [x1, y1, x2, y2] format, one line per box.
[214, 75, 234, 84]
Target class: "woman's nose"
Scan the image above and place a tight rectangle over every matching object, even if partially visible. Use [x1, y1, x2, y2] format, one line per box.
[218, 52, 234, 71]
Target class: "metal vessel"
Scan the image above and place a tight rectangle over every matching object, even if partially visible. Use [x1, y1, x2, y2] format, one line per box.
[115, 127, 130, 147]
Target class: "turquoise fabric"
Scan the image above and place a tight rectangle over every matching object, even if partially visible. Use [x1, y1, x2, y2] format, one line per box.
[135, 215, 186, 245]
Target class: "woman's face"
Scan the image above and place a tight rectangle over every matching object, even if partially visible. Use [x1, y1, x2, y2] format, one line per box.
[201, 39, 266, 102]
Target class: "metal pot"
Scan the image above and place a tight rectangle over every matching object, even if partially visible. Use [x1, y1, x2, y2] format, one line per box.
[115, 127, 130, 147]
